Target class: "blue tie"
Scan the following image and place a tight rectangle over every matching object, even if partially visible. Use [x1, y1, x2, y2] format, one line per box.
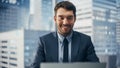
[63, 38, 68, 62]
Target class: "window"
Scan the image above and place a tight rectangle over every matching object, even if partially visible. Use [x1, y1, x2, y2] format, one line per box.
[1, 56, 8, 59]
[1, 51, 7, 54]
[1, 66, 7, 68]
[1, 40, 7, 43]
[26, 46, 30, 50]
[9, 63, 17, 66]
[9, 57, 17, 60]
[10, 52, 16, 54]
[1, 61, 7, 64]
[1, 46, 7, 48]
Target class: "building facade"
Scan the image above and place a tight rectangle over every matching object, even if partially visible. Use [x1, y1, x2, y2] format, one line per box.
[0, 29, 50, 68]
[0, 0, 30, 32]
[0, 30, 24, 68]
[116, 0, 120, 67]
[24, 30, 49, 68]
[31, 0, 54, 31]
[116, 0, 120, 46]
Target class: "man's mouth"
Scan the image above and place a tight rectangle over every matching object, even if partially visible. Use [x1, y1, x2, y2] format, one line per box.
[62, 24, 71, 28]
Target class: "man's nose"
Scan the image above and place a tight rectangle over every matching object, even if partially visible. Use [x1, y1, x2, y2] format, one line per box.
[63, 18, 69, 24]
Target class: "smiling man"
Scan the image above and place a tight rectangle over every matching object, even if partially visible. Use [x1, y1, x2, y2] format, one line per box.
[54, 7, 75, 37]
[31, 1, 99, 68]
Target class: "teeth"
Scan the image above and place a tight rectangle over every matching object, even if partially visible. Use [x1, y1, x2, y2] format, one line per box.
[64, 26, 68, 28]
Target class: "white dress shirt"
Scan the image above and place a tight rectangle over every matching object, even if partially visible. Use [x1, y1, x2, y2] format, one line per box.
[57, 32, 73, 62]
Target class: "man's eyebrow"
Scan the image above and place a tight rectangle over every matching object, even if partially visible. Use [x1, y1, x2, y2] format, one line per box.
[58, 15, 74, 17]
[68, 15, 74, 17]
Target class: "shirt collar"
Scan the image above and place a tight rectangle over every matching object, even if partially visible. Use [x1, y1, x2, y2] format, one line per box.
[57, 31, 73, 43]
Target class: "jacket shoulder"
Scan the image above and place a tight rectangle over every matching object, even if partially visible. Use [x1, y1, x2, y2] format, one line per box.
[40, 32, 56, 39]
[73, 31, 90, 38]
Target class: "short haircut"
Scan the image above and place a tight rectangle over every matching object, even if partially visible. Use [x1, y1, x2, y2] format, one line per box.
[54, 1, 76, 17]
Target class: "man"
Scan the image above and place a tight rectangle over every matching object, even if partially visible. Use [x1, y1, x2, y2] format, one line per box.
[31, 1, 99, 68]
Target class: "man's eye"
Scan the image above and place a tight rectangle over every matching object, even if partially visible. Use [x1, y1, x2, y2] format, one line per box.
[58, 17, 64, 20]
[67, 16, 73, 20]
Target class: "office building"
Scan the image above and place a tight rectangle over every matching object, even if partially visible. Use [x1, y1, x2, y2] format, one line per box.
[0, 0, 30, 32]
[31, 0, 54, 31]
[116, 0, 120, 67]
[23, 30, 49, 68]
[0, 30, 24, 68]
[116, 0, 120, 46]
[98, 55, 117, 68]
[0, 29, 50, 68]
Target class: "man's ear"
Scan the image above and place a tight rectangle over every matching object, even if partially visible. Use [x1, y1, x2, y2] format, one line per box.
[54, 16, 57, 23]
[74, 17, 76, 22]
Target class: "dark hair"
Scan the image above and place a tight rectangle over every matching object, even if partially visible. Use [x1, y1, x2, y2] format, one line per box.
[54, 1, 76, 17]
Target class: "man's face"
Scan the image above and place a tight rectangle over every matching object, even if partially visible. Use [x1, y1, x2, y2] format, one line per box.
[54, 8, 76, 36]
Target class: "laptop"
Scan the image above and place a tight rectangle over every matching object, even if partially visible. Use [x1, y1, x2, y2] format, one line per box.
[40, 62, 106, 68]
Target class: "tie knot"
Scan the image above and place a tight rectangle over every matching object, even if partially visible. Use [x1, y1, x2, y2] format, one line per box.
[63, 38, 68, 44]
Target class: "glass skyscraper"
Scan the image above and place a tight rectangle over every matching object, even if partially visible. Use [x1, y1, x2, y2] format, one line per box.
[41, 0, 53, 30]
[116, 0, 120, 67]
[0, 0, 30, 32]
[23, 30, 49, 68]
[31, 0, 54, 31]
[116, 0, 120, 50]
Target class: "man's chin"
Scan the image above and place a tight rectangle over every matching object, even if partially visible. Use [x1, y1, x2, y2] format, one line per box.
[58, 29, 71, 35]
[63, 31, 71, 35]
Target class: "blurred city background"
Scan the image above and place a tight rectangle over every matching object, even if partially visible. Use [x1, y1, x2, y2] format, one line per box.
[0, 0, 120, 68]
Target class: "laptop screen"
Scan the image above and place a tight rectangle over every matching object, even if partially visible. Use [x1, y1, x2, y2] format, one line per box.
[40, 62, 106, 68]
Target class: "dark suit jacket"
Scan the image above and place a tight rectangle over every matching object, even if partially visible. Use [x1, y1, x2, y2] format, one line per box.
[31, 31, 99, 68]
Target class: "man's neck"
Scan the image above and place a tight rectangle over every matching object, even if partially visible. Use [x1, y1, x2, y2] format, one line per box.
[57, 30, 73, 38]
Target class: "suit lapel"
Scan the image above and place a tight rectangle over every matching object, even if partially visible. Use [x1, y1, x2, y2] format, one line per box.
[50, 32, 80, 62]
[51, 32, 58, 62]
[71, 32, 80, 61]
